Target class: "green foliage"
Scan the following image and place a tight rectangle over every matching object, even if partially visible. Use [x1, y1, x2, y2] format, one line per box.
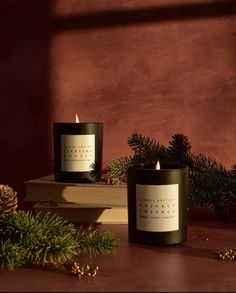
[0, 240, 26, 270]
[168, 133, 192, 165]
[0, 211, 80, 268]
[106, 132, 236, 207]
[76, 225, 118, 257]
[0, 210, 118, 271]
[106, 156, 131, 184]
[189, 169, 233, 206]
[128, 132, 169, 164]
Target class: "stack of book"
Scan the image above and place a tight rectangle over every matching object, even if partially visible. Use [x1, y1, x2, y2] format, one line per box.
[24, 174, 128, 224]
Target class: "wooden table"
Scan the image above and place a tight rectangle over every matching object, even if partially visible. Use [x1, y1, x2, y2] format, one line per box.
[1, 208, 236, 292]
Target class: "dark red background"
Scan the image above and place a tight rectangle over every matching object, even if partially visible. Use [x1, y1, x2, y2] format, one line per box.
[0, 0, 235, 209]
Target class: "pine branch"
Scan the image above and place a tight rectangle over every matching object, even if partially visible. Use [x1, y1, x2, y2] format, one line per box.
[191, 152, 227, 174]
[188, 153, 234, 207]
[127, 133, 168, 163]
[230, 164, 236, 179]
[168, 133, 191, 154]
[30, 212, 79, 265]
[128, 132, 159, 154]
[0, 211, 79, 266]
[105, 132, 235, 207]
[106, 156, 131, 184]
[0, 211, 118, 270]
[0, 240, 26, 271]
[188, 170, 234, 207]
[76, 225, 118, 258]
[168, 133, 192, 165]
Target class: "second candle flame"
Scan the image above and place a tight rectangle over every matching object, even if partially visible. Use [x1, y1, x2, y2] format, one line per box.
[75, 114, 79, 123]
[155, 161, 160, 170]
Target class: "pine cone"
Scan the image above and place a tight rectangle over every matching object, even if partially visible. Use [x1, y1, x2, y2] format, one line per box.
[0, 184, 18, 219]
[214, 191, 236, 220]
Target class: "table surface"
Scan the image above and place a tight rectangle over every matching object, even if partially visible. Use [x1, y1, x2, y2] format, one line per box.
[1, 208, 236, 292]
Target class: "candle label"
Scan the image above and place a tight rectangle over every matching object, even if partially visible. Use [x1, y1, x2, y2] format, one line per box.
[61, 134, 95, 172]
[136, 184, 179, 232]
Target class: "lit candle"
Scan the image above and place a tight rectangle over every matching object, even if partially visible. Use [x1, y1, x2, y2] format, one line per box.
[127, 161, 189, 245]
[53, 115, 103, 183]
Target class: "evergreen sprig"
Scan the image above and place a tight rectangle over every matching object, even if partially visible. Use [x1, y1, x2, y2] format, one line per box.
[106, 132, 236, 207]
[0, 240, 26, 270]
[0, 210, 118, 271]
[128, 132, 169, 164]
[106, 156, 131, 184]
[77, 225, 118, 257]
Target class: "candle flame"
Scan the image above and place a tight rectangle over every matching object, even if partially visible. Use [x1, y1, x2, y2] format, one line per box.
[155, 161, 160, 170]
[75, 114, 79, 123]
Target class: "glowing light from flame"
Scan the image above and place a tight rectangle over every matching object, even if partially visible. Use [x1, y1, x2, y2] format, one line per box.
[75, 114, 79, 123]
[155, 161, 160, 170]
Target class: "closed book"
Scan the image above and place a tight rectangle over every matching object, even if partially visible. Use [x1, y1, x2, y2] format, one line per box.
[24, 174, 127, 207]
[33, 202, 128, 224]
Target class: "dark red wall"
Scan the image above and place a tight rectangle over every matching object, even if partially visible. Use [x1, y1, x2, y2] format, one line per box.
[0, 0, 236, 208]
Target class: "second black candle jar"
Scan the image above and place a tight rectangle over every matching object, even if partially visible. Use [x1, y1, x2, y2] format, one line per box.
[127, 163, 189, 245]
[54, 122, 103, 183]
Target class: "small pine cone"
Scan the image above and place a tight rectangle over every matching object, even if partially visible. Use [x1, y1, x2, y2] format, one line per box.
[214, 192, 236, 220]
[0, 184, 18, 219]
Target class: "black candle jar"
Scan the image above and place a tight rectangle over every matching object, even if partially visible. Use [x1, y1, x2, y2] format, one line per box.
[53, 122, 103, 183]
[127, 163, 189, 245]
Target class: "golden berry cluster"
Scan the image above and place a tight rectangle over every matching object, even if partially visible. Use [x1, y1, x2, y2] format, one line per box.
[71, 262, 99, 277]
[215, 249, 236, 260]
